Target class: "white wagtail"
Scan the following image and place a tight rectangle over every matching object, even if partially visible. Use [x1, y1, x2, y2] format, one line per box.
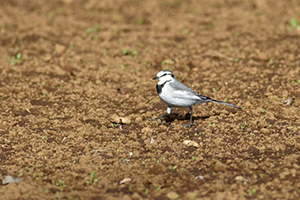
[150, 70, 241, 127]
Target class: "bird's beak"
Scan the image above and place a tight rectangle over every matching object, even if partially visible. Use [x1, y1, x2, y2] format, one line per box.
[152, 76, 159, 80]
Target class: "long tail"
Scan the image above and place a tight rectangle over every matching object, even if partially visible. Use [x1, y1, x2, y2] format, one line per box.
[196, 93, 241, 109]
[210, 99, 241, 109]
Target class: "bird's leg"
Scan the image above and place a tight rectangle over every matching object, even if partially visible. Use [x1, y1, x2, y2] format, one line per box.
[182, 106, 195, 127]
[149, 107, 172, 121]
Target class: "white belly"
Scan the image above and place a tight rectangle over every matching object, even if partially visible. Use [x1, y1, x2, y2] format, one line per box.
[159, 89, 198, 107]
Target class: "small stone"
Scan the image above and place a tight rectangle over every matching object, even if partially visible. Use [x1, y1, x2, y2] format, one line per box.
[235, 175, 245, 182]
[119, 177, 131, 185]
[282, 97, 294, 106]
[2, 175, 21, 185]
[183, 140, 199, 148]
[150, 138, 155, 144]
[195, 175, 204, 180]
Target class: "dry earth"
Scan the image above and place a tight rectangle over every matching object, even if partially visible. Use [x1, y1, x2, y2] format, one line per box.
[0, 0, 300, 199]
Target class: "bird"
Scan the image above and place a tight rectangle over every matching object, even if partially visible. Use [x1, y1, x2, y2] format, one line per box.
[150, 70, 241, 127]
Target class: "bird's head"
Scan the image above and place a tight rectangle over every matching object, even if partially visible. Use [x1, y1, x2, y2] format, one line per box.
[153, 70, 175, 84]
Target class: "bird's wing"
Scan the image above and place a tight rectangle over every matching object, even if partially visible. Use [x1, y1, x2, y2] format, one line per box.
[168, 81, 211, 101]
[168, 80, 240, 108]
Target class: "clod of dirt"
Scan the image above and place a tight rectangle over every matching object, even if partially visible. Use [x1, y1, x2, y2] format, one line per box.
[214, 160, 227, 172]
[202, 50, 235, 61]
[166, 191, 179, 199]
[183, 140, 199, 148]
[51, 66, 67, 76]
[2, 175, 21, 185]
[149, 163, 167, 175]
[2, 1, 300, 199]
[62, 0, 73, 4]
[110, 114, 131, 124]
[185, 191, 198, 199]
[261, 128, 270, 134]
[55, 44, 66, 55]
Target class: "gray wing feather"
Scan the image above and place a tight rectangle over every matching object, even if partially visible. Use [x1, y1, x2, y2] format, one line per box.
[168, 79, 240, 108]
[168, 80, 211, 101]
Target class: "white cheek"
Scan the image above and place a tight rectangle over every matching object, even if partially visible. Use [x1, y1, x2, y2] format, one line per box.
[158, 76, 171, 85]
[158, 79, 164, 85]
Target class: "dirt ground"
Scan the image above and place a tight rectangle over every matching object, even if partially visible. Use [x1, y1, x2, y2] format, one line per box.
[0, 0, 300, 199]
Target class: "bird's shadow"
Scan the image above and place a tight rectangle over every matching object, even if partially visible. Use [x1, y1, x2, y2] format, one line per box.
[156, 108, 239, 127]
[164, 112, 210, 123]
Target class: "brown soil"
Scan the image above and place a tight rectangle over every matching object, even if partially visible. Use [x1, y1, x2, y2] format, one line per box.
[1, 0, 300, 199]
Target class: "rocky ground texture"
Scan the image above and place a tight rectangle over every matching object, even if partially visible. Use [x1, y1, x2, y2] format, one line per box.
[0, 0, 300, 199]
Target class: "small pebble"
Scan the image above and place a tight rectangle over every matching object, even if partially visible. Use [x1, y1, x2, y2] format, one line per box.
[2, 175, 21, 185]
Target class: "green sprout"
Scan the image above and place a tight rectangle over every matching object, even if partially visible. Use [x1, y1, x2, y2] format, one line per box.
[85, 26, 101, 34]
[52, 179, 67, 188]
[274, 96, 281, 101]
[259, 173, 265, 178]
[289, 19, 298, 29]
[87, 172, 98, 185]
[161, 58, 174, 65]
[248, 188, 256, 196]
[241, 121, 247, 129]
[122, 48, 138, 56]
[183, 29, 189, 35]
[10, 53, 23, 65]
[90, 172, 98, 183]
[47, 12, 53, 18]
[136, 17, 144, 25]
